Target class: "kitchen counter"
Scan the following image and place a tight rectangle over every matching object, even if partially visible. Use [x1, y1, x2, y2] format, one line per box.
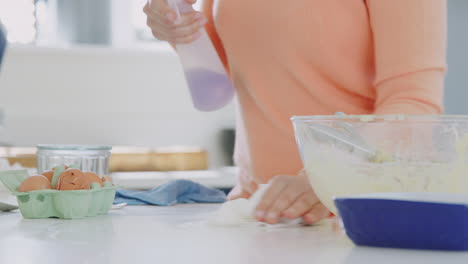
[111, 167, 238, 190]
[1, 204, 467, 264]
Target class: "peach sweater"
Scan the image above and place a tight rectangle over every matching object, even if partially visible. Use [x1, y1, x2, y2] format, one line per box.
[202, 0, 447, 197]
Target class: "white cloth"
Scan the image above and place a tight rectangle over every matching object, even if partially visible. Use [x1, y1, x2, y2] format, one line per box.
[208, 184, 303, 227]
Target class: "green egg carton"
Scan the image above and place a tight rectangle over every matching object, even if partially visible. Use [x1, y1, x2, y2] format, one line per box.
[0, 169, 116, 219]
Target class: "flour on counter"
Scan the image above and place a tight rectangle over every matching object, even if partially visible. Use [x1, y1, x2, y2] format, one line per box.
[207, 184, 303, 227]
[207, 198, 255, 226]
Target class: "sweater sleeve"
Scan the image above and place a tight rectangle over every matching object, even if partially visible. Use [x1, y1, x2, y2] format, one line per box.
[367, 0, 447, 114]
[201, 0, 229, 72]
[201, 1, 255, 197]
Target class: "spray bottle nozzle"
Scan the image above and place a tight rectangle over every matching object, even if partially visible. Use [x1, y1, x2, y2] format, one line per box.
[167, 0, 182, 24]
[167, 0, 195, 25]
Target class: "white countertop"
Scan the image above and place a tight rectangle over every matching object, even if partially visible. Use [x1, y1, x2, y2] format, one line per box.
[1, 204, 467, 264]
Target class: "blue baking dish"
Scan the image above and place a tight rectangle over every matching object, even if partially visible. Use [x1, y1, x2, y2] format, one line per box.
[334, 193, 468, 251]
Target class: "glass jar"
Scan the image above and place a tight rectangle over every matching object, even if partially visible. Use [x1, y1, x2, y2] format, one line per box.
[36, 144, 112, 176]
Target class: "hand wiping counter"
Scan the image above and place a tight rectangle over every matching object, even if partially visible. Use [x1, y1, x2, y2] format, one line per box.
[116, 181, 304, 227]
[208, 184, 303, 227]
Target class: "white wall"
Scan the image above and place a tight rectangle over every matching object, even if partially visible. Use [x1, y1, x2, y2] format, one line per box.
[0, 44, 236, 168]
[445, 0, 468, 114]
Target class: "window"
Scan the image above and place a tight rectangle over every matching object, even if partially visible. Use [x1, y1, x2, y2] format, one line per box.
[132, 0, 155, 41]
[0, 0, 203, 46]
[0, 0, 36, 44]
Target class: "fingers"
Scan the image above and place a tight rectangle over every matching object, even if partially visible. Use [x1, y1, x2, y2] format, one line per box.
[260, 185, 305, 224]
[227, 184, 252, 200]
[282, 191, 319, 219]
[169, 16, 206, 43]
[145, 1, 201, 26]
[303, 203, 330, 224]
[171, 11, 204, 27]
[145, 9, 205, 43]
[146, 8, 200, 29]
[170, 32, 200, 44]
[147, 0, 171, 13]
[254, 177, 288, 222]
[227, 191, 251, 200]
[173, 16, 207, 37]
[146, 20, 172, 41]
[145, 1, 174, 22]
[238, 170, 258, 195]
[143, 2, 175, 32]
[251, 173, 329, 225]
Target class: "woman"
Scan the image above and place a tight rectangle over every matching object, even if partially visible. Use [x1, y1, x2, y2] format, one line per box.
[143, 0, 447, 224]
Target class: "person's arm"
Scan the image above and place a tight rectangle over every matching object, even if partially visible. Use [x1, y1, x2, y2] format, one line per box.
[200, 1, 256, 200]
[367, 0, 447, 115]
[201, 0, 229, 71]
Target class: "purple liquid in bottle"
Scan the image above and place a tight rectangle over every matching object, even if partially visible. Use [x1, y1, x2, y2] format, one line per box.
[184, 68, 235, 111]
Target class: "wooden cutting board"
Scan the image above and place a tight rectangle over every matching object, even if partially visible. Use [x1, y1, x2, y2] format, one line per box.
[2, 146, 208, 172]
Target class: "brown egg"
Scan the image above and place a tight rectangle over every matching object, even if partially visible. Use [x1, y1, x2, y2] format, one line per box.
[56, 169, 89, 190]
[83, 172, 103, 186]
[18, 175, 52, 192]
[41, 170, 54, 182]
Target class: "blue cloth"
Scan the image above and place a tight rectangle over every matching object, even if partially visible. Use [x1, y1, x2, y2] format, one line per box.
[114, 179, 226, 206]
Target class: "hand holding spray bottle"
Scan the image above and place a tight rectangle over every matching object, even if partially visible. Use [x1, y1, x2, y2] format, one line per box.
[167, 0, 235, 111]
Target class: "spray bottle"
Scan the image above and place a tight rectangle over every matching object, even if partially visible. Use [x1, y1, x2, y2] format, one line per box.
[168, 0, 235, 111]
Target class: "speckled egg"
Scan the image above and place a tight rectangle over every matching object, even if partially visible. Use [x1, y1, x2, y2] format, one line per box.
[56, 169, 89, 190]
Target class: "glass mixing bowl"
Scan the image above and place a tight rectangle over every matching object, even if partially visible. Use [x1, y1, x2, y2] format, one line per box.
[292, 115, 468, 214]
[36, 144, 112, 176]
